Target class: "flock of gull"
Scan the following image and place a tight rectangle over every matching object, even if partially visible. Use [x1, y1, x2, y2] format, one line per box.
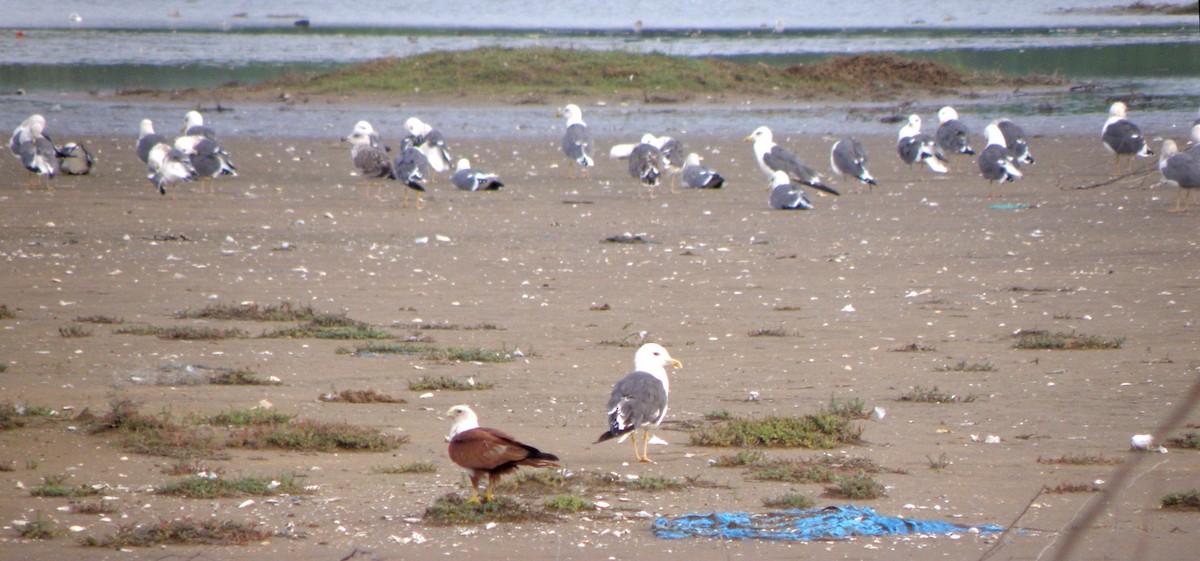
[7, 101, 1200, 211]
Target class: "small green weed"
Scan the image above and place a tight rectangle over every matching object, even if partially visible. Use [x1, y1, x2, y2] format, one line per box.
[423, 493, 554, 525]
[898, 386, 978, 403]
[226, 419, 407, 452]
[1037, 454, 1121, 466]
[372, 462, 437, 474]
[17, 512, 58, 540]
[30, 474, 102, 498]
[762, 493, 815, 510]
[1167, 432, 1200, 449]
[543, 494, 594, 512]
[319, 389, 406, 403]
[58, 324, 93, 338]
[203, 408, 294, 427]
[1013, 330, 1125, 350]
[824, 471, 886, 500]
[1161, 489, 1200, 511]
[75, 314, 124, 324]
[690, 411, 862, 449]
[156, 474, 305, 498]
[82, 518, 271, 547]
[712, 450, 766, 467]
[934, 360, 996, 372]
[409, 376, 494, 391]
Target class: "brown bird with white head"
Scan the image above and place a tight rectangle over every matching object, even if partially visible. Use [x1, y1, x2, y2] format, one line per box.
[445, 405, 560, 503]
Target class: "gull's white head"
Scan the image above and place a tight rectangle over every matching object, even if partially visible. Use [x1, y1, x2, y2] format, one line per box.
[1109, 101, 1128, 118]
[139, 118, 155, 136]
[770, 169, 791, 187]
[405, 117, 430, 136]
[1161, 139, 1179, 159]
[745, 126, 774, 145]
[342, 120, 376, 144]
[184, 110, 204, 128]
[937, 106, 959, 123]
[633, 343, 682, 376]
[899, 114, 922, 138]
[559, 104, 584, 124]
[684, 152, 702, 166]
[455, 158, 471, 171]
[639, 133, 658, 145]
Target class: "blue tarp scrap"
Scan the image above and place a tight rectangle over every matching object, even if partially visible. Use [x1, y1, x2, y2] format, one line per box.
[653, 504, 1006, 541]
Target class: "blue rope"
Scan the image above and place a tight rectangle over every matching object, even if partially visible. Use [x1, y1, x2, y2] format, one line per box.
[654, 505, 1005, 541]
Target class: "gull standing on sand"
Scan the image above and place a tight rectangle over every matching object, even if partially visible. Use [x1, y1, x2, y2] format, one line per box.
[558, 103, 595, 178]
[403, 117, 452, 174]
[597, 343, 682, 463]
[978, 123, 1022, 199]
[628, 133, 666, 198]
[746, 126, 839, 196]
[450, 158, 504, 191]
[680, 152, 725, 189]
[136, 119, 169, 164]
[995, 118, 1035, 165]
[1158, 140, 1200, 212]
[935, 106, 975, 171]
[175, 113, 237, 192]
[652, 135, 686, 192]
[10, 114, 59, 190]
[768, 170, 815, 210]
[342, 121, 395, 200]
[146, 142, 198, 196]
[391, 147, 429, 209]
[830, 137, 877, 189]
[897, 114, 948, 174]
[1102, 101, 1154, 175]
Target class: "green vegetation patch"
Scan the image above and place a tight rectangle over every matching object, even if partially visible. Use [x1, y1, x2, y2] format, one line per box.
[260, 324, 391, 340]
[17, 513, 58, 540]
[372, 462, 437, 475]
[1037, 454, 1122, 466]
[1013, 330, 1125, 350]
[1045, 482, 1101, 494]
[75, 314, 124, 324]
[748, 327, 792, 337]
[0, 304, 15, 319]
[226, 419, 407, 452]
[934, 360, 996, 372]
[82, 518, 271, 548]
[352, 342, 515, 363]
[156, 473, 305, 498]
[266, 49, 1017, 100]
[409, 375, 495, 391]
[824, 471, 886, 500]
[1167, 432, 1200, 449]
[1161, 489, 1200, 511]
[0, 402, 59, 430]
[690, 411, 863, 449]
[763, 493, 815, 510]
[30, 474, 102, 498]
[898, 386, 978, 404]
[175, 302, 322, 322]
[423, 493, 556, 525]
[747, 455, 902, 483]
[203, 408, 295, 427]
[58, 324, 93, 338]
[543, 494, 595, 512]
[319, 389, 407, 403]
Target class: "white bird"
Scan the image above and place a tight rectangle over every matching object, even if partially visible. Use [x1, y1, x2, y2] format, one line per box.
[342, 121, 395, 201]
[136, 119, 169, 164]
[146, 142, 198, 196]
[897, 114, 948, 174]
[558, 104, 595, 178]
[628, 133, 666, 198]
[978, 123, 1023, 199]
[57, 142, 94, 175]
[745, 126, 839, 196]
[1159, 139, 1200, 212]
[935, 106, 975, 171]
[1102, 101, 1154, 175]
[403, 117, 452, 174]
[995, 118, 1035, 165]
[596, 343, 682, 463]
[768, 170, 815, 210]
[830, 137, 877, 189]
[680, 152, 724, 189]
[10, 115, 59, 190]
[450, 158, 504, 191]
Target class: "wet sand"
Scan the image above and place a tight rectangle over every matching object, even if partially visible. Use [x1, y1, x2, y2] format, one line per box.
[1, 122, 1198, 560]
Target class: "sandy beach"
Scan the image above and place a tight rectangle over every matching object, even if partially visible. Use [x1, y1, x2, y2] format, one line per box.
[1, 116, 1198, 560]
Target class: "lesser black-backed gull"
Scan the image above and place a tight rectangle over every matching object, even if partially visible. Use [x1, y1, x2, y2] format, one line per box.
[182, 110, 217, 139]
[174, 134, 236, 192]
[10, 115, 59, 190]
[451, 158, 504, 191]
[558, 104, 595, 178]
[978, 123, 1022, 198]
[745, 126, 839, 196]
[597, 343, 682, 463]
[446, 405, 560, 503]
[1102, 101, 1154, 174]
[403, 117, 452, 174]
[1159, 140, 1200, 212]
[393, 147, 430, 208]
[58, 142, 93, 175]
[146, 142, 198, 196]
[935, 106, 975, 171]
[768, 170, 815, 210]
[136, 119, 169, 164]
[680, 152, 724, 189]
[995, 119, 1034, 165]
[830, 137, 877, 189]
[897, 114, 948, 174]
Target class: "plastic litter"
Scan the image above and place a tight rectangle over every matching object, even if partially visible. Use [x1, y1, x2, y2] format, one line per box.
[653, 504, 1005, 541]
